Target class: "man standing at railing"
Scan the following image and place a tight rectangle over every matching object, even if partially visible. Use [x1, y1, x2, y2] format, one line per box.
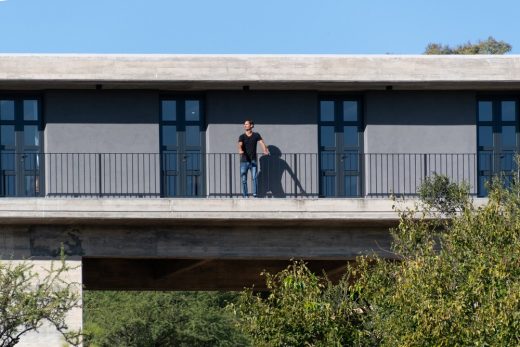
[238, 119, 269, 197]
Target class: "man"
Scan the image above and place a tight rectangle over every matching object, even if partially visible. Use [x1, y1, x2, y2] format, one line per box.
[238, 119, 269, 197]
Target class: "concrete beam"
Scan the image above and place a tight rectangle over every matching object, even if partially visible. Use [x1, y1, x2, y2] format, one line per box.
[0, 198, 410, 224]
[2, 223, 392, 259]
[0, 198, 488, 225]
[1, 55, 520, 90]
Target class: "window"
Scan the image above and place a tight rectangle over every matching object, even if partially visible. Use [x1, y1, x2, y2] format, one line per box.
[0, 97, 42, 197]
[319, 98, 363, 197]
[160, 97, 205, 197]
[477, 98, 518, 196]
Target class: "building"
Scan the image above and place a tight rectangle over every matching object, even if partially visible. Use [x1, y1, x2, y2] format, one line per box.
[0, 54, 518, 345]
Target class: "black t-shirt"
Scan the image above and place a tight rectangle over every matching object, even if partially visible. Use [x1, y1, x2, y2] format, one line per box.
[238, 132, 262, 162]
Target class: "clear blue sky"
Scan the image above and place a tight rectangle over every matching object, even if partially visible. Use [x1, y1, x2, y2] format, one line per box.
[0, 0, 519, 54]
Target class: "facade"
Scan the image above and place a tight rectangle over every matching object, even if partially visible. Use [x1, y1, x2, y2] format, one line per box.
[0, 54, 519, 345]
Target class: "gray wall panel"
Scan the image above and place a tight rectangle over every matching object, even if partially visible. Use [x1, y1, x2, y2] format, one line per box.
[365, 91, 476, 153]
[44, 90, 159, 153]
[364, 91, 477, 195]
[206, 91, 318, 154]
[43, 91, 160, 196]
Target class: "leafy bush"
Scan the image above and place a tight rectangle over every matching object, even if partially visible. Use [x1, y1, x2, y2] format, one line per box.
[84, 291, 249, 347]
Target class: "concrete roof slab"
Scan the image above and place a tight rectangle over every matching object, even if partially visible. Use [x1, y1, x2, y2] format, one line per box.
[0, 55, 519, 90]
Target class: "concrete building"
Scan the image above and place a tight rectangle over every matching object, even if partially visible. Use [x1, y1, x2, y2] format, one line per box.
[0, 54, 518, 345]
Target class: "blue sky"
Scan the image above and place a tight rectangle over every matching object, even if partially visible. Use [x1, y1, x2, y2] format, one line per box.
[0, 0, 519, 54]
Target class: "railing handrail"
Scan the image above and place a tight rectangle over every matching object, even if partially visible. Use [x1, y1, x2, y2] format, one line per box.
[0, 152, 512, 198]
[1, 152, 492, 155]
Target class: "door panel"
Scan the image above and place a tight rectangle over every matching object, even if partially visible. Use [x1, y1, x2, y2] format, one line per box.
[161, 98, 204, 197]
[0, 98, 42, 197]
[477, 99, 519, 196]
[319, 98, 362, 197]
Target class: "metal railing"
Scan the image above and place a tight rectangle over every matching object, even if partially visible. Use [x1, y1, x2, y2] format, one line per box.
[0, 152, 511, 198]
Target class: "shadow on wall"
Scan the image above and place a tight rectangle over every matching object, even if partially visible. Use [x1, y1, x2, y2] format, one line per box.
[257, 145, 306, 198]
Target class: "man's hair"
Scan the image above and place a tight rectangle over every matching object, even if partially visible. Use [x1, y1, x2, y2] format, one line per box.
[244, 119, 254, 127]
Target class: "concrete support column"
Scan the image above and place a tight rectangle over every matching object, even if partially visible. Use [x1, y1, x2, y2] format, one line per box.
[12, 259, 83, 347]
[0, 226, 83, 347]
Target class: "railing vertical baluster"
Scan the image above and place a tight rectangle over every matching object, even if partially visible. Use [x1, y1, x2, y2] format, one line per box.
[126, 153, 130, 196]
[64, 153, 67, 196]
[119, 153, 122, 197]
[140, 153, 144, 197]
[98, 153, 102, 197]
[154, 154, 157, 197]
[70, 153, 74, 196]
[398, 153, 401, 196]
[451, 154, 454, 183]
[81, 153, 84, 196]
[377, 153, 380, 197]
[32, 153, 36, 196]
[367, 154, 370, 197]
[423, 153, 426, 182]
[52, 154, 55, 196]
[413, 154, 417, 194]
[446, 153, 448, 178]
[217, 153, 220, 198]
[228, 153, 233, 198]
[408, 154, 411, 195]
[105, 153, 110, 197]
[211, 154, 214, 198]
[76, 153, 79, 196]
[88, 154, 92, 196]
[216, 154, 219, 197]
[131, 154, 135, 197]
[312, 153, 315, 197]
[388, 153, 391, 197]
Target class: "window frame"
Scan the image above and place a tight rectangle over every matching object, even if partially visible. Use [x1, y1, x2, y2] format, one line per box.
[159, 95, 206, 197]
[0, 94, 44, 197]
[477, 96, 520, 196]
[318, 95, 364, 197]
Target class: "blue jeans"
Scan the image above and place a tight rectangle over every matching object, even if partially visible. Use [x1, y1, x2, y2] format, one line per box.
[240, 160, 258, 197]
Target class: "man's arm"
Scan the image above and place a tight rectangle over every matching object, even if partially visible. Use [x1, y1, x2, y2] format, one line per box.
[238, 141, 244, 154]
[259, 139, 269, 155]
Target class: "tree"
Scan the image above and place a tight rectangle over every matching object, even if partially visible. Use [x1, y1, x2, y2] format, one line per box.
[0, 256, 81, 347]
[417, 173, 469, 215]
[424, 36, 512, 54]
[83, 291, 250, 347]
[356, 175, 520, 346]
[231, 261, 365, 347]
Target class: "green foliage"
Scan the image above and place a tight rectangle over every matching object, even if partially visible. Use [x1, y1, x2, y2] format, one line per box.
[0, 256, 81, 347]
[357, 174, 520, 346]
[231, 261, 365, 347]
[418, 173, 470, 214]
[235, 175, 520, 346]
[424, 36, 512, 54]
[390, 174, 471, 257]
[83, 291, 250, 347]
